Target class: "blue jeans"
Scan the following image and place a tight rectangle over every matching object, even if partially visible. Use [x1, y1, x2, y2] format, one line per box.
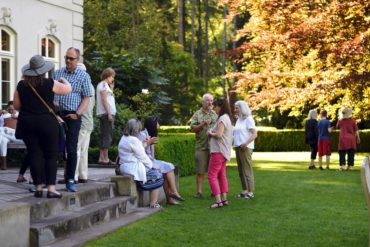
[62, 113, 82, 181]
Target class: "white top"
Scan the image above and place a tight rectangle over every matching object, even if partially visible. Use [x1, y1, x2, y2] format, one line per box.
[96, 81, 116, 116]
[118, 135, 153, 183]
[233, 116, 256, 149]
[81, 83, 95, 131]
[0, 115, 3, 127]
[209, 114, 233, 161]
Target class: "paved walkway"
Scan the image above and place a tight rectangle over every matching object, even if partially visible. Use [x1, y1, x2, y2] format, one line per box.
[0, 166, 116, 204]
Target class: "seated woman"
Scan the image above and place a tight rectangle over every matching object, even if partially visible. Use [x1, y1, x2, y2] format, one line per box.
[139, 116, 184, 205]
[118, 118, 161, 208]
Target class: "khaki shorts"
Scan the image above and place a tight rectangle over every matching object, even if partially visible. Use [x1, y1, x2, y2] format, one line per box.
[195, 149, 210, 174]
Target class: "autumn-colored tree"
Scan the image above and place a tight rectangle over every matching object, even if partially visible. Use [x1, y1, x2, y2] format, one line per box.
[221, 0, 370, 122]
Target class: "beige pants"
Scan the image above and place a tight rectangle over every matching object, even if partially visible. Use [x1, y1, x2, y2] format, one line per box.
[235, 147, 254, 192]
[75, 129, 92, 180]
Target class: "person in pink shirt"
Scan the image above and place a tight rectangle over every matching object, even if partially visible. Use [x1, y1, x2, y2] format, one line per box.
[336, 107, 360, 171]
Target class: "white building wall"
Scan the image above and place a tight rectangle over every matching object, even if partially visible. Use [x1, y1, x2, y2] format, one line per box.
[0, 0, 83, 105]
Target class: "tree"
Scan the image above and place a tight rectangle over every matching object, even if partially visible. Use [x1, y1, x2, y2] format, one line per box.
[221, 0, 370, 122]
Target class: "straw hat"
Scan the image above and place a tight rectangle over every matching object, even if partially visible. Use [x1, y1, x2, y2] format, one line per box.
[21, 55, 54, 76]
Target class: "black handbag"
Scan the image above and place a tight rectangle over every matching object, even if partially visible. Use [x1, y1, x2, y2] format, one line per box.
[137, 168, 164, 191]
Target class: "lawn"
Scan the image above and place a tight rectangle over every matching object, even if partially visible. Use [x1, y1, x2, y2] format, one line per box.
[83, 152, 369, 247]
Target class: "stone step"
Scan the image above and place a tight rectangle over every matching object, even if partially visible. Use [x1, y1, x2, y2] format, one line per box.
[30, 195, 137, 247]
[42, 207, 161, 247]
[14, 182, 118, 221]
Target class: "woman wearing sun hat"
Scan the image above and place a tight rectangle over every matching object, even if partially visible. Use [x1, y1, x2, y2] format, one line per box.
[13, 55, 72, 198]
[336, 107, 360, 171]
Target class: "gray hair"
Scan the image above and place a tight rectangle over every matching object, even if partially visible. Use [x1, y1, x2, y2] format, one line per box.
[124, 118, 142, 136]
[307, 110, 317, 120]
[202, 93, 213, 102]
[235, 100, 251, 119]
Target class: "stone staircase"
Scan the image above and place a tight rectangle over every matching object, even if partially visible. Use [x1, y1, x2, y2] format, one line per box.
[11, 180, 159, 247]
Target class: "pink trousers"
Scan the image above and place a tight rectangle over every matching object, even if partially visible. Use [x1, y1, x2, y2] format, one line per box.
[208, 152, 228, 195]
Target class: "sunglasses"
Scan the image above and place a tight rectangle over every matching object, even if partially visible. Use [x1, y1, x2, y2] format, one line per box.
[64, 56, 78, 61]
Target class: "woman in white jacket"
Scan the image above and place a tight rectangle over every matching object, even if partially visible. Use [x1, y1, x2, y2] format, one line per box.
[118, 118, 161, 208]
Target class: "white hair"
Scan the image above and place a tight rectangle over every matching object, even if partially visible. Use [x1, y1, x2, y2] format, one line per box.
[235, 100, 251, 119]
[307, 110, 317, 120]
[124, 118, 142, 136]
[202, 93, 213, 102]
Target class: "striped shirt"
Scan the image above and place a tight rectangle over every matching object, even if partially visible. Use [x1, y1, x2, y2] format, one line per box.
[53, 67, 92, 111]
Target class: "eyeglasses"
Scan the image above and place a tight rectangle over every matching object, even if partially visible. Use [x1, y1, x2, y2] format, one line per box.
[64, 56, 78, 61]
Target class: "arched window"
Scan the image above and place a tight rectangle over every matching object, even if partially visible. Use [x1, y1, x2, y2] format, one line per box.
[41, 36, 60, 78]
[0, 27, 15, 109]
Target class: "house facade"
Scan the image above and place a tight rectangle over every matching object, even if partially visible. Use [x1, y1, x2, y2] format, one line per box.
[0, 0, 84, 109]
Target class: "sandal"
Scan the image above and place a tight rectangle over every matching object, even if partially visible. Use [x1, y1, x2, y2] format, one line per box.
[221, 200, 229, 206]
[210, 202, 223, 209]
[149, 203, 161, 209]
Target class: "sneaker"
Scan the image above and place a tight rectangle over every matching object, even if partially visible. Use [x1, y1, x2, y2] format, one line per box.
[246, 193, 255, 199]
[66, 179, 77, 192]
[28, 184, 36, 193]
[194, 192, 203, 199]
[319, 166, 324, 170]
[308, 165, 316, 170]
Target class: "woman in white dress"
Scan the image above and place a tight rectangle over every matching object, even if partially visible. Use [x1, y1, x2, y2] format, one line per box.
[118, 118, 161, 208]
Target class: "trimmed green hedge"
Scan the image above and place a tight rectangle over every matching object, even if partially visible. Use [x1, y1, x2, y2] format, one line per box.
[254, 130, 370, 152]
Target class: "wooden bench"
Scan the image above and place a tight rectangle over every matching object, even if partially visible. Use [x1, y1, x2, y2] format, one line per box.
[111, 166, 179, 207]
[360, 156, 370, 247]
[7, 141, 26, 150]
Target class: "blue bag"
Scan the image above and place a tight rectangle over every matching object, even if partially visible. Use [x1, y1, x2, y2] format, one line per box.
[137, 168, 164, 191]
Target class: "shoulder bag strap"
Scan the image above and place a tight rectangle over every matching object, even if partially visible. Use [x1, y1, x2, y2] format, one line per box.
[28, 83, 60, 122]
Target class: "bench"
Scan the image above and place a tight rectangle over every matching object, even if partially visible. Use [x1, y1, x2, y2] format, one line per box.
[111, 166, 179, 207]
[360, 156, 370, 247]
[7, 141, 26, 150]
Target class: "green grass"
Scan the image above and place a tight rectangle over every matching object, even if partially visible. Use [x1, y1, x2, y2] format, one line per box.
[83, 152, 369, 247]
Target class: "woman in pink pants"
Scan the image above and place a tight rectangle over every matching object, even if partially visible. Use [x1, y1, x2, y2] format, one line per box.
[207, 98, 233, 208]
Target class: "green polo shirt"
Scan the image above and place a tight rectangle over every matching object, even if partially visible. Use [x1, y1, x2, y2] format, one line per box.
[190, 108, 218, 150]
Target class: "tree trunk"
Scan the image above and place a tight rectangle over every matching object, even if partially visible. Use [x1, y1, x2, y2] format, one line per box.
[222, 6, 227, 97]
[191, 0, 195, 57]
[197, 0, 203, 77]
[204, 0, 209, 89]
[178, 0, 185, 48]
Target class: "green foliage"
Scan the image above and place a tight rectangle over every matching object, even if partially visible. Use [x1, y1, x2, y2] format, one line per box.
[86, 51, 170, 107]
[155, 134, 196, 177]
[130, 92, 160, 120]
[255, 130, 370, 152]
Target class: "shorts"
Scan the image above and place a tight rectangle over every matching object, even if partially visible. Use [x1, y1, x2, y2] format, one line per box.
[195, 149, 210, 174]
[318, 139, 331, 156]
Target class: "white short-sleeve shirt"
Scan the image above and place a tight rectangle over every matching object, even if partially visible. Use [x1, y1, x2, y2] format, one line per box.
[233, 116, 256, 149]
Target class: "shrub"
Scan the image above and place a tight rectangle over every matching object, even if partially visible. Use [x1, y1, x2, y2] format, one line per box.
[155, 134, 195, 177]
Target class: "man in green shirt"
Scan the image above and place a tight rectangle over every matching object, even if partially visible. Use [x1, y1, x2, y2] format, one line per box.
[190, 93, 218, 198]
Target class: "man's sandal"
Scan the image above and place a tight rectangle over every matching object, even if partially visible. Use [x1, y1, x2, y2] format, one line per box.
[222, 200, 229, 206]
[210, 202, 223, 209]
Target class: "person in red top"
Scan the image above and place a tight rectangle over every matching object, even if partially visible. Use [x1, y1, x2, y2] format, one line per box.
[336, 107, 360, 171]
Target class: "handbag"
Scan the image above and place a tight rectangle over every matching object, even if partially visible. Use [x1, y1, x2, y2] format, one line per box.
[137, 168, 164, 191]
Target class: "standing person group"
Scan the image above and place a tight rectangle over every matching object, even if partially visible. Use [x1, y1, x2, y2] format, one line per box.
[305, 107, 361, 171]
